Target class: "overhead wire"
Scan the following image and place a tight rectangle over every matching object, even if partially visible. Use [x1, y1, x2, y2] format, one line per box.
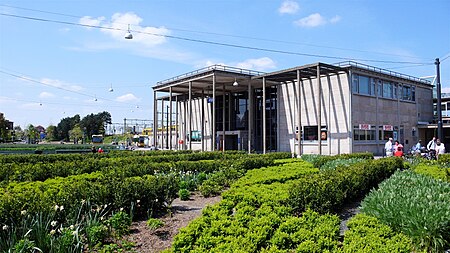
[0, 12, 432, 65]
[0, 69, 146, 108]
[0, 3, 432, 61]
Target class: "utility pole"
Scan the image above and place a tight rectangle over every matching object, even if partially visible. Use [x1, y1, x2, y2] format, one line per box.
[436, 58, 443, 140]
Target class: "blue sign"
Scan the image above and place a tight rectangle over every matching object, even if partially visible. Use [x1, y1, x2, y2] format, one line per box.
[207, 97, 214, 103]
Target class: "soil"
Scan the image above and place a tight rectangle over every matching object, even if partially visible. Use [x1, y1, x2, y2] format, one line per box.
[125, 193, 221, 253]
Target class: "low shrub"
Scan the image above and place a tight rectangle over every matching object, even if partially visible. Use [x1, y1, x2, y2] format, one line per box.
[340, 214, 412, 253]
[107, 211, 132, 237]
[147, 218, 164, 230]
[413, 164, 450, 182]
[178, 189, 190, 201]
[288, 157, 403, 214]
[360, 170, 450, 252]
[301, 153, 373, 169]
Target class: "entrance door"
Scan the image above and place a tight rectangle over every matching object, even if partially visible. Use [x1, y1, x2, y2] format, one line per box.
[225, 134, 238, 150]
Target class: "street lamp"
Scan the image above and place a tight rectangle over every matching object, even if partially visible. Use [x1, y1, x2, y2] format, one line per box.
[124, 24, 133, 39]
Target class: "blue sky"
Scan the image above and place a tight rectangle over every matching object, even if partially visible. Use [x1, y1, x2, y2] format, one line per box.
[0, 0, 449, 128]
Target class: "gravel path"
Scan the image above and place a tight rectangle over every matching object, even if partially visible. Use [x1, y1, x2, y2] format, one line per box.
[125, 193, 221, 252]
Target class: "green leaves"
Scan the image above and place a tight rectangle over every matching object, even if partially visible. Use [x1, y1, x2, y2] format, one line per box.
[360, 170, 450, 252]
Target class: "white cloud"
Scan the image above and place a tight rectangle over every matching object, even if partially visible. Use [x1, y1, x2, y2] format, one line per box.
[116, 93, 140, 102]
[294, 13, 341, 28]
[330, 15, 341, 24]
[79, 16, 105, 29]
[236, 57, 277, 71]
[40, 78, 84, 92]
[294, 13, 327, 27]
[278, 1, 300, 14]
[79, 12, 170, 47]
[39, 92, 54, 98]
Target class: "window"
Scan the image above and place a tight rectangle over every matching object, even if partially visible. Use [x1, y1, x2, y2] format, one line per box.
[358, 75, 370, 95]
[303, 126, 327, 141]
[393, 83, 398, 99]
[352, 74, 359, 93]
[379, 126, 394, 141]
[190, 130, 202, 142]
[383, 81, 393, 98]
[353, 125, 376, 141]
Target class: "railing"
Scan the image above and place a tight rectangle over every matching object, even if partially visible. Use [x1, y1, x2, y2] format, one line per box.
[156, 65, 265, 85]
[335, 61, 431, 84]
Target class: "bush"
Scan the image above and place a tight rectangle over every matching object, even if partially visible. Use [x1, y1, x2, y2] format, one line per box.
[288, 157, 403, 214]
[413, 164, 450, 182]
[340, 214, 412, 253]
[301, 153, 373, 169]
[147, 218, 164, 230]
[86, 223, 109, 246]
[360, 170, 450, 252]
[178, 189, 190, 201]
[107, 211, 132, 237]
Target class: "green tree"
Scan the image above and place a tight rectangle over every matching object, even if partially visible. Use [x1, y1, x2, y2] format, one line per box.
[45, 125, 57, 141]
[80, 111, 112, 140]
[13, 126, 24, 141]
[69, 125, 83, 144]
[56, 114, 80, 141]
[25, 124, 38, 144]
[0, 114, 7, 142]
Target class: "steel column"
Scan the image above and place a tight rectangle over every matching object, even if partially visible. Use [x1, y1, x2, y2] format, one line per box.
[317, 65, 322, 155]
[297, 70, 302, 157]
[153, 91, 157, 147]
[212, 74, 216, 151]
[263, 77, 266, 154]
[189, 81, 192, 150]
[169, 87, 173, 150]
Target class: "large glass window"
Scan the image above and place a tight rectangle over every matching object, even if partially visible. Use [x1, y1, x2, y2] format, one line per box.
[255, 87, 277, 151]
[379, 126, 394, 141]
[383, 81, 393, 98]
[353, 125, 376, 141]
[352, 74, 359, 93]
[358, 75, 370, 95]
[303, 126, 327, 141]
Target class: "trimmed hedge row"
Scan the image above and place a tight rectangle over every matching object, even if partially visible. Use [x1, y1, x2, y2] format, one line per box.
[0, 155, 276, 227]
[339, 214, 412, 253]
[169, 160, 337, 253]
[288, 157, 404, 214]
[301, 152, 374, 169]
[168, 156, 407, 252]
[0, 172, 178, 226]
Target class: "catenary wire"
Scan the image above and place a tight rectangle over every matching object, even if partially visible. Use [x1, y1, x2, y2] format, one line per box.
[0, 3, 432, 61]
[0, 12, 432, 65]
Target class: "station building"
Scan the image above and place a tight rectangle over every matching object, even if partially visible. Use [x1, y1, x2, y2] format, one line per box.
[152, 61, 433, 155]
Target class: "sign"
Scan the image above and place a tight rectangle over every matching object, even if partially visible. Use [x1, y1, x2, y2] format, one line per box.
[383, 125, 393, 131]
[359, 124, 371, 130]
[207, 97, 214, 103]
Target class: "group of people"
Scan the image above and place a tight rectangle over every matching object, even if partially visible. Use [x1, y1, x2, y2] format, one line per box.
[91, 146, 104, 153]
[384, 136, 446, 159]
[384, 138, 404, 157]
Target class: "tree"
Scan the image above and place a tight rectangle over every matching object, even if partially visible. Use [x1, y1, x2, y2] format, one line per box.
[80, 111, 112, 140]
[56, 115, 80, 141]
[13, 126, 24, 141]
[69, 125, 83, 144]
[46, 125, 57, 141]
[0, 114, 7, 142]
[25, 124, 38, 144]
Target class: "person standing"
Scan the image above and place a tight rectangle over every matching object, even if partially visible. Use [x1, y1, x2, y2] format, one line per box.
[436, 139, 445, 159]
[427, 137, 437, 152]
[385, 138, 393, 157]
[393, 140, 404, 157]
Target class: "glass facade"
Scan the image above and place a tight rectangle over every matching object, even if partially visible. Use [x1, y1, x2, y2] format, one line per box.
[255, 87, 277, 151]
[352, 73, 415, 102]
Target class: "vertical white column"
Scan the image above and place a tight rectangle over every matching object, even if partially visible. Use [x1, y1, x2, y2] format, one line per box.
[248, 80, 252, 154]
[222, 84, 226, 152]
[263, 77, 266, 154]
[201, 89, 205, 152]
[317, 65, 322, 155]
[297, 70, 302, 157]
[169, 87, 173, 150]
[153, 91, 157, 147]
[161, 99, 164, 149]
[189, 81, 192, 150]
[212, 75, 216, 151]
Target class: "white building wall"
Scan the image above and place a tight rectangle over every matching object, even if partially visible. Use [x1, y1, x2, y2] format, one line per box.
[278, 72, 351, 155]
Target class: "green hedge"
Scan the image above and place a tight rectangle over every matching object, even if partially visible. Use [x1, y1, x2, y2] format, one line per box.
[301, 152, 374, 169]
[288, 157, 404, 214]
[360, 170, 450, 252]
[170, 160, 325, 252]
[0, 172, 178, 226]
[339, 214, 412, 253]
